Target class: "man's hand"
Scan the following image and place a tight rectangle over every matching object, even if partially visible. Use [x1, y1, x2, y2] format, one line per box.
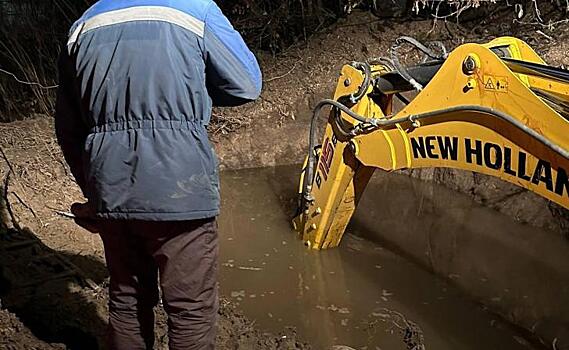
[71, 202, 100, 234]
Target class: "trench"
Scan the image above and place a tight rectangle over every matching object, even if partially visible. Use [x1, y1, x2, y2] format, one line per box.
[218, 165, 568, 350]
[0, 162, 566, 349]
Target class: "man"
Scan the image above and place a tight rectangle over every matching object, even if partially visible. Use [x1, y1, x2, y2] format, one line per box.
[55, 1, 262, 349]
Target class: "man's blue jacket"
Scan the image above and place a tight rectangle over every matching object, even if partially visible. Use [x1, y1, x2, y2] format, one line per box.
[55, 0, 262, 220]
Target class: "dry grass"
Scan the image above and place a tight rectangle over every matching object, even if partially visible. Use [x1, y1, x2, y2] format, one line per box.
[0, 0, 79, 121]
[0, 0, 567, 127]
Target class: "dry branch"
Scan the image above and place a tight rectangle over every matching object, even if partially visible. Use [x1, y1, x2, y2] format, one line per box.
[2, 171, 20, 231]
[0, 0, 567, 124]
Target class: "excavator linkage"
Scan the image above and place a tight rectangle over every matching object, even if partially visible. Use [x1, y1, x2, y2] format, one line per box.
[293, 37, 569, 250]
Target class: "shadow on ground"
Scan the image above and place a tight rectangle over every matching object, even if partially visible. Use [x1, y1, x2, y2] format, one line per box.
[0, 225, 108, 349]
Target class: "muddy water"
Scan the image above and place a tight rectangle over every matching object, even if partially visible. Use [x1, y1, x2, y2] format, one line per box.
[218, 166, 539, 350]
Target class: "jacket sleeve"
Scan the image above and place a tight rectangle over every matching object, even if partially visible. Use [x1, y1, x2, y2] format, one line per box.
[203, 2, 262, 107]
[55, 46, 88, 195]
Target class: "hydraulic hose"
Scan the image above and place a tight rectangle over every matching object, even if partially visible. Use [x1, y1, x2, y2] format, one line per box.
[303, 99, 379, 207]
[350, 61, 372, 103]
[394, 36, 447, 60]
[368, 57, 395, 70]
[390, 45, 424, 91]
[395, 93, 411, 105]
[400, 105, 569, 161]
[390, 36, 447, 92]
[301, 102, 569, 211]
[429, 40, 448, 59]
[301, 60, 373, 207]
[348, 104, 569, 161]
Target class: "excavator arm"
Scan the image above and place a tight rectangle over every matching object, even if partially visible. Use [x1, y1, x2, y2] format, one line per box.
[293, 37, 569, 250]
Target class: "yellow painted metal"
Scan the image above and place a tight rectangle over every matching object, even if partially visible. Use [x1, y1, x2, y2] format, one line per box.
[482, 37, 569, 102]
[295, 65, 383, 249]
[483, 37, 545, 64]
[293, 37, 569, 250]
[355, 42, 569, 209]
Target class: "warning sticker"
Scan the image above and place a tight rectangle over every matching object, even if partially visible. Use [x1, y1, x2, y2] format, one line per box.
[483, 76, 508, 92]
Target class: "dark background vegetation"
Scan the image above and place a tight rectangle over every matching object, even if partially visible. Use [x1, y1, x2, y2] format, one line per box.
[0, 0, 567, 122]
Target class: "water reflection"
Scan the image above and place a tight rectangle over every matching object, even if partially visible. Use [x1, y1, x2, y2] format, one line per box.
[218, 166, 539, 350]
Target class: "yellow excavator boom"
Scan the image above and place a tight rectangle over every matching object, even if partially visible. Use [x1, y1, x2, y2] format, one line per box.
[293, 36, 569, 250]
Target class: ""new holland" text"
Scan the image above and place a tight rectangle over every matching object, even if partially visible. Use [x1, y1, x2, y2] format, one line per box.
[410, 136, 568, 198]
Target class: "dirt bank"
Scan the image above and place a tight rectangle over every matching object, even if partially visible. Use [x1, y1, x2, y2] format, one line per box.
[0, 8, 568, 349]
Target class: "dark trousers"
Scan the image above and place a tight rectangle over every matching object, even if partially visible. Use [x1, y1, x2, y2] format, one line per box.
[99, 218, 219, 350]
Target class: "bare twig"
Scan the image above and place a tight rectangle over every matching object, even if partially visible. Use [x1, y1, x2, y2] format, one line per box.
[263, 58, 303, 83]
[513, 18, 569, 30]
[0, 145, 16, 175]
[54, 210, 76, 219]
[532, 0, 544, 22]
[0, 67, 58, 90]
[12, 191, 41, 223]
[2, 171, 21, 231]
[0, 143, 44, 226]
[536, 29, 553, 40]
[260, 96, 292, 119]
[371, 307, 426, 350]
[0, 176, 10, 232]
[299, 0, 307, 43]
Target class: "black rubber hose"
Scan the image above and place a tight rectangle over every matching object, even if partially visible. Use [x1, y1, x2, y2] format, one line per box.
[395, 93, 410, 105]
[374, 60, 443, 94]
[303, 99, 378, 207]
[401, 105, 569, 161]
[390, 44, 423, 91]
[350, 61, 372, 103]
[368, 57, 395, 70]
[429, 40, 448, 59]
[301, 102, 569, 210]
[364, 104, 569, 161]
[303, 101, 328, 205]
[395, 36, 446, 60]
[390, 37, 448, 91]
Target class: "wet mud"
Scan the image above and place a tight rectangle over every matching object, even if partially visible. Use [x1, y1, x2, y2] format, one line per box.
[353, 170, 569, 349]
[218, 165, 547, 350]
